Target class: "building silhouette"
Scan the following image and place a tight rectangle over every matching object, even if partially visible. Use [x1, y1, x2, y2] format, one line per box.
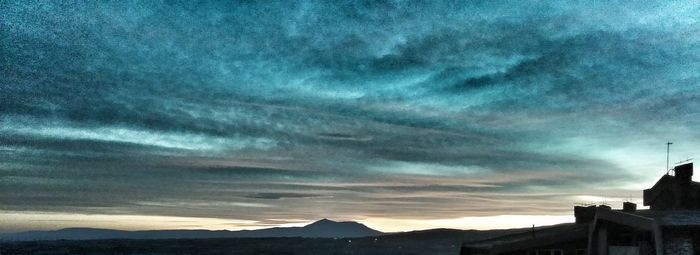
[460, 162, 700, 255]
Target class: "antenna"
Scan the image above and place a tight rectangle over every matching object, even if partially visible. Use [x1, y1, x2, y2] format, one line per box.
[675, 158, 694, 165]
[666, 141, 673, 174]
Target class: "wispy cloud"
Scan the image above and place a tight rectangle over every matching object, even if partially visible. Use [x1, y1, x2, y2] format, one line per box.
[1, 0, 699, 231]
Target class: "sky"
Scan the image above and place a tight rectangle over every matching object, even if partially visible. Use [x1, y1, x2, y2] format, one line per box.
[1, 0, 700, 233]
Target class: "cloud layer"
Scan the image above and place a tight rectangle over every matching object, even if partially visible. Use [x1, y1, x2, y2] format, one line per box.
[2, 0, 700, 232]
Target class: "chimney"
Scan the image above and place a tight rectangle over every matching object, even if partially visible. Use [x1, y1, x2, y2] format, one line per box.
[674, 163, 693, 183]
[574, 206, 597, 224]
[622, 202, 637, 213]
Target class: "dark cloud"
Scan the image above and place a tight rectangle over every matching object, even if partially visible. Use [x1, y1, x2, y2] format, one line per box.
[317, 132, 373, 141]
[244, 193, 327, 200]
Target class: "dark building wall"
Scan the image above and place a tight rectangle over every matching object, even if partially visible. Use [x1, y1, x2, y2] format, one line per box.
[646, 180, 700, 210]
[659, 228, 700, 255]
[644, 163, 700, 210]
[587, 217, 658, 255]
[648, 188, 676, 210]
[663, 230, 694, 255]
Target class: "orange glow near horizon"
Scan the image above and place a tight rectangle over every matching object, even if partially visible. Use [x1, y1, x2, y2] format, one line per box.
[359, 215, 575, 232]
[0, 210, 574, 234]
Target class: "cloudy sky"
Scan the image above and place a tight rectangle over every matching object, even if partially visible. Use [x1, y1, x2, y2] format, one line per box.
[2, 1, 700, 233]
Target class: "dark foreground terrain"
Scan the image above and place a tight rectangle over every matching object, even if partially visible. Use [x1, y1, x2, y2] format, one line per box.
[0, 228, 523, 255]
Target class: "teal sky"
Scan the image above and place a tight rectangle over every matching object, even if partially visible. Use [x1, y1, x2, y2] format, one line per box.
[1, 1, 700, 232]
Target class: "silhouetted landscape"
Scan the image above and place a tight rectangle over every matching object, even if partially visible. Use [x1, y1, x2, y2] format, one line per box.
[0, 227, 524, 255]
[0, 219, 381, 241]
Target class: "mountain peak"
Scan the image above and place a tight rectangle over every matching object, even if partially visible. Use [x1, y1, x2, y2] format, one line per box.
[301, 219, 382, 238]
[1, 219, 383, 241]
[309, 218, 337, 226]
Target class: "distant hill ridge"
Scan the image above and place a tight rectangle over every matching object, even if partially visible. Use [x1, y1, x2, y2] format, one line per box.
[0, 219, 383, 241]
